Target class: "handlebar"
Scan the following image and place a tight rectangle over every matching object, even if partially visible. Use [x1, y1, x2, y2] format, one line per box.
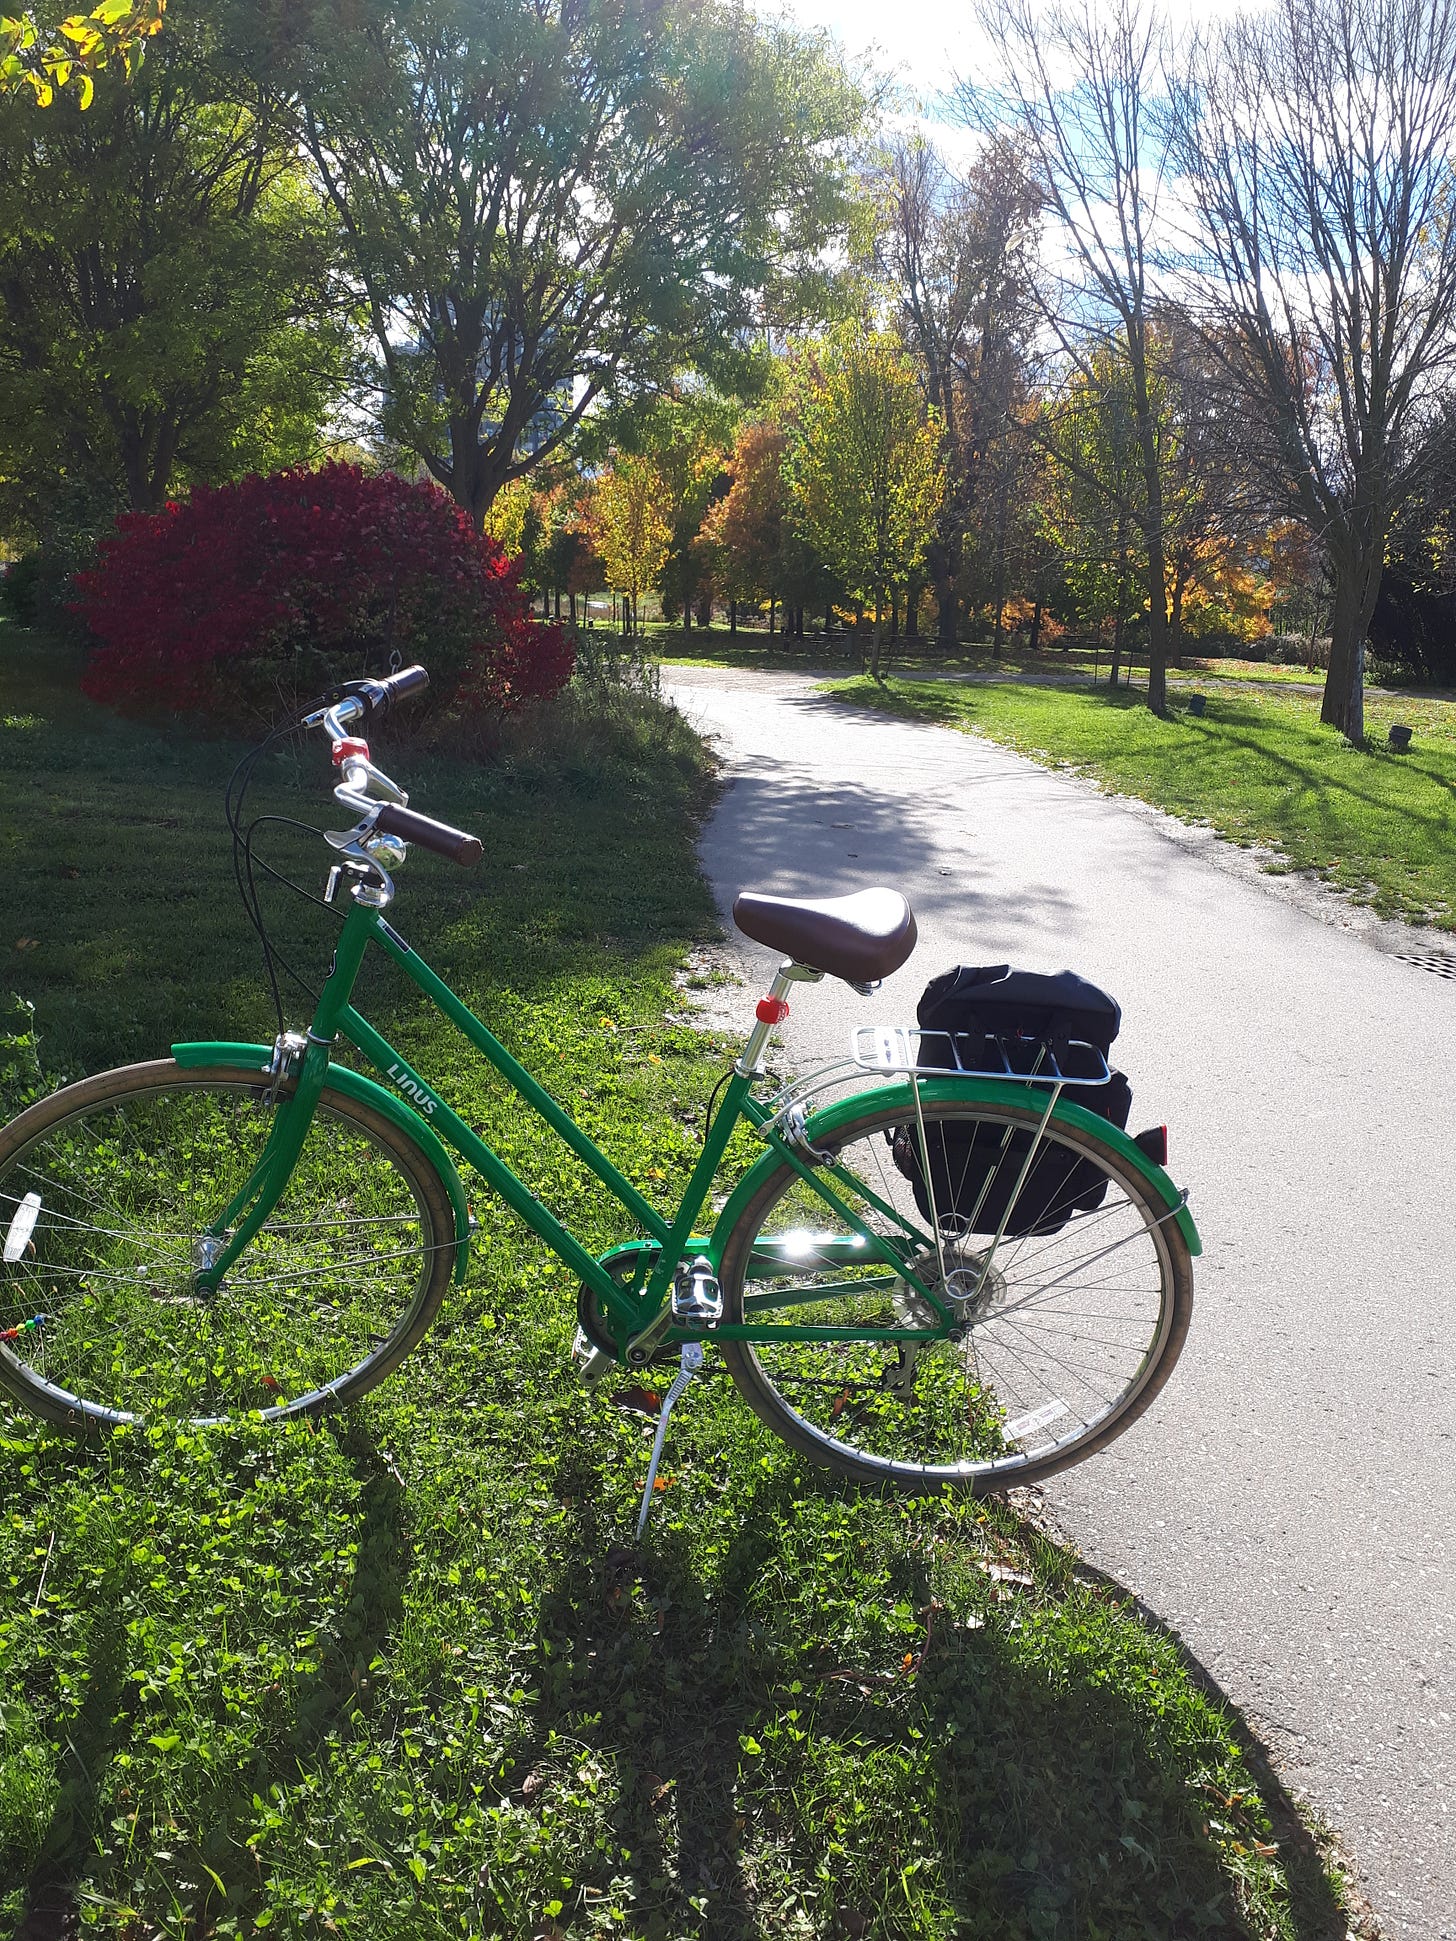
[304, 664, 483, 872]
[373, 802, 483, 867]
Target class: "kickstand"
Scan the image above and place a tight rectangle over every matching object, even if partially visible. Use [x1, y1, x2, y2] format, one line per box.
[636, 1343, 703, 1539]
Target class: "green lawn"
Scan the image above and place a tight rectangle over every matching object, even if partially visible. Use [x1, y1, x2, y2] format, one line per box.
[0, 624, 1359, 1939]
[828, 675, 1456, 930]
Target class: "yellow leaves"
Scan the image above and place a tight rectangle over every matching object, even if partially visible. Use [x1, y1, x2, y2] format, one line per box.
[3, 0, 163, 106]
[58, 18, 105, 50]
[586, 454, 676, 599]
[785, 329, 944, 603]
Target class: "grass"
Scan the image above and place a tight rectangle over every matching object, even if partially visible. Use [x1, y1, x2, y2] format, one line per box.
[827, 673, 1456, 930]
[1168, 660, 1329, 690]
[0, 621, 1361, 1939]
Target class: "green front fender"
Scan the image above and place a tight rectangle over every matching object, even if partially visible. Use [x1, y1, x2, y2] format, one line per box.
[171, 1041, 472, 1281]
[709, 1077, 1202, 1263]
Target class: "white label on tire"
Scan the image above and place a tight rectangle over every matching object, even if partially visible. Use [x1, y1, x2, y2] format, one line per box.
[1006, 1398, 1070, 1441]
[4, 1193, 41, 1262]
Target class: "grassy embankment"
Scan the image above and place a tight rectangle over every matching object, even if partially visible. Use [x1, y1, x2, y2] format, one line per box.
[828, 674, 1456, 930]
[0, 622, 1358, 1939]
[648, 623, 1345, 691]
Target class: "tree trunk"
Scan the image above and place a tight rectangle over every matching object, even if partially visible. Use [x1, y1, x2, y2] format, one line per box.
[929, 536, 959, 645]
[1131, 380, 1170, 715]
[729, 599, 737, 635]
[870, 599, 884, 682]
[889, 591, 899, 645]
[1028, 599, 1043, 655]
[905, 574, 921, 640]
[1322, 542, 1383, 742]
[1109, 512, 1129, 687]
[768, 596, 776, 637]
[1169, 569, 1185, 657]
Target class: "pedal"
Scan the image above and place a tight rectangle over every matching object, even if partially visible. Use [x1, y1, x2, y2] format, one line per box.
[670, 1255, 723, 1327]
[636, 1343, 704, 1539]
[570, 1325, 615, 1385]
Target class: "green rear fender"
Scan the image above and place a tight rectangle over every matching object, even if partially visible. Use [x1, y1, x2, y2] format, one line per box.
[171, 1041, 472, 1281]
[709, 1077, 1202, 1262]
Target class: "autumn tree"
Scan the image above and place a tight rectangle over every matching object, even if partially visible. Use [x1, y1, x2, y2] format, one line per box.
[587, 456, 675, 636]
[785, 332, 945, 679]
[297, 0, 865, 529]
[1175, 0, 1456, 742]
[637, 393, 736, 631]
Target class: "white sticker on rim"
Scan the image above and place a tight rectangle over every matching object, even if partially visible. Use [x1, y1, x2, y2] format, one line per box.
[4, 1193, 42, 1263]
[1005, 1398, 1071, 1442]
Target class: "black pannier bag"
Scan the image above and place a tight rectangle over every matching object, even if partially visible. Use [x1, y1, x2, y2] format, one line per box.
[890, 965, 1131, 1237]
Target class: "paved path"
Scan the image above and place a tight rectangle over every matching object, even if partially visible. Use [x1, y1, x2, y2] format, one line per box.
[664, 666, 1455, 1941]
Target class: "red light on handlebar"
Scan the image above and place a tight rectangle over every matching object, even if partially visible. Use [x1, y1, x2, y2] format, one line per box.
[332, 737, 370, 766]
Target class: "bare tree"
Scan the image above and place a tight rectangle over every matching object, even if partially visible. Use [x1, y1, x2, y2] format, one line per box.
[1175, 0, 1456, 741]
[869, 132, 1038, 644]
[961, 0, 1180, 713]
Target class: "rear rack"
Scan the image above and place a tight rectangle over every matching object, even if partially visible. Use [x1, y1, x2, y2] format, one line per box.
[850, 1026, 1111, 1087]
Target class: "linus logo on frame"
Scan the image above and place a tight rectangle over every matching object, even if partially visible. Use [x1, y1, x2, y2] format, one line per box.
[387, 1063, 438, 1116]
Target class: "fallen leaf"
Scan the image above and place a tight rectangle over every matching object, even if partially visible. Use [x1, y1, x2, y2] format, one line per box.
[976, 1561, 1033, 1587]
[611, 1385, 661, 1416]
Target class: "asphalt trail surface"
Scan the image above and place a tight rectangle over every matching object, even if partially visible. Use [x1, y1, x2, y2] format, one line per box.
[664, 665, 1455, 1940]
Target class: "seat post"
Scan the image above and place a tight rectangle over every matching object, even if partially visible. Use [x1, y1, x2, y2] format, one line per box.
[735, 960, 823, 1077]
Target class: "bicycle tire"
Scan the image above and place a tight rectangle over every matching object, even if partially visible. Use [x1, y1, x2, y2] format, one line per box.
[0, 1060, 456, 1433]
[717, 1094, 1193, 1493]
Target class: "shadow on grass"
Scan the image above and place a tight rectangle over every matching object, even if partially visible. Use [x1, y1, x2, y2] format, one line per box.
[830, 676, 1456, 860]
[2, 1420, 409, 1941]
[504, 1448, 1351, 1941]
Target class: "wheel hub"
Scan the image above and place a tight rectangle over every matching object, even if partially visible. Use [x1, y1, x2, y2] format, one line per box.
[896, 1241, 1005, 1333]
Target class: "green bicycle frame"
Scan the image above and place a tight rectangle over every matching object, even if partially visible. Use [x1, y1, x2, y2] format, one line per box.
[174, 895, 1200, 1358]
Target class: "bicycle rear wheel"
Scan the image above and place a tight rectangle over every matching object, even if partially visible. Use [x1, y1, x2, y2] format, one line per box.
[718, 1095, 1193, 1493]
[0, 1060, 455, 1432]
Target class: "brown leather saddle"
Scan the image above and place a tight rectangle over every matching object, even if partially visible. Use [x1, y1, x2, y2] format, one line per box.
[732, 886, 917, 987]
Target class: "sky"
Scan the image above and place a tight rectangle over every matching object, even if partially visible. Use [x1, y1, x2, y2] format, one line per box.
[771, 0, 1253, 145]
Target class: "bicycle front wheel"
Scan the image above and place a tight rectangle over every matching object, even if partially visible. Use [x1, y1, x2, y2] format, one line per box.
[718, 1095, 1193, 1493]
[0, 1061, 455, 1432]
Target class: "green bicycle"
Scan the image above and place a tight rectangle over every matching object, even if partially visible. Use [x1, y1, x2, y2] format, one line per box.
[0, 666, 1199, 1512]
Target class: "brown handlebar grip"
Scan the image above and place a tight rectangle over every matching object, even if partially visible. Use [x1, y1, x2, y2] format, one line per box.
[374, 802, 482, 866]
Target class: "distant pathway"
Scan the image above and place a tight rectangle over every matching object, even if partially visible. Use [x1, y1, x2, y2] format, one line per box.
[665, 664, 1455, 1941]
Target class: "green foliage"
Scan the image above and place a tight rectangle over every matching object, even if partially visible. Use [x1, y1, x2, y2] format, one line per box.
[0, 7, 350, 531]
[296, 0, 866, 526]
[784, 331, 945, 651]
[1039, 348, 1149, 635]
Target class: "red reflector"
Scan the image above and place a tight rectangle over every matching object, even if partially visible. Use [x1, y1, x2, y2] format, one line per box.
[332, 736, 370, 765]
[756, 995, 790, 1024]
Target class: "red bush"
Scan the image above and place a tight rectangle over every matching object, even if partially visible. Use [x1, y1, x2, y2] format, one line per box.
[75, 463, 574, 720]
